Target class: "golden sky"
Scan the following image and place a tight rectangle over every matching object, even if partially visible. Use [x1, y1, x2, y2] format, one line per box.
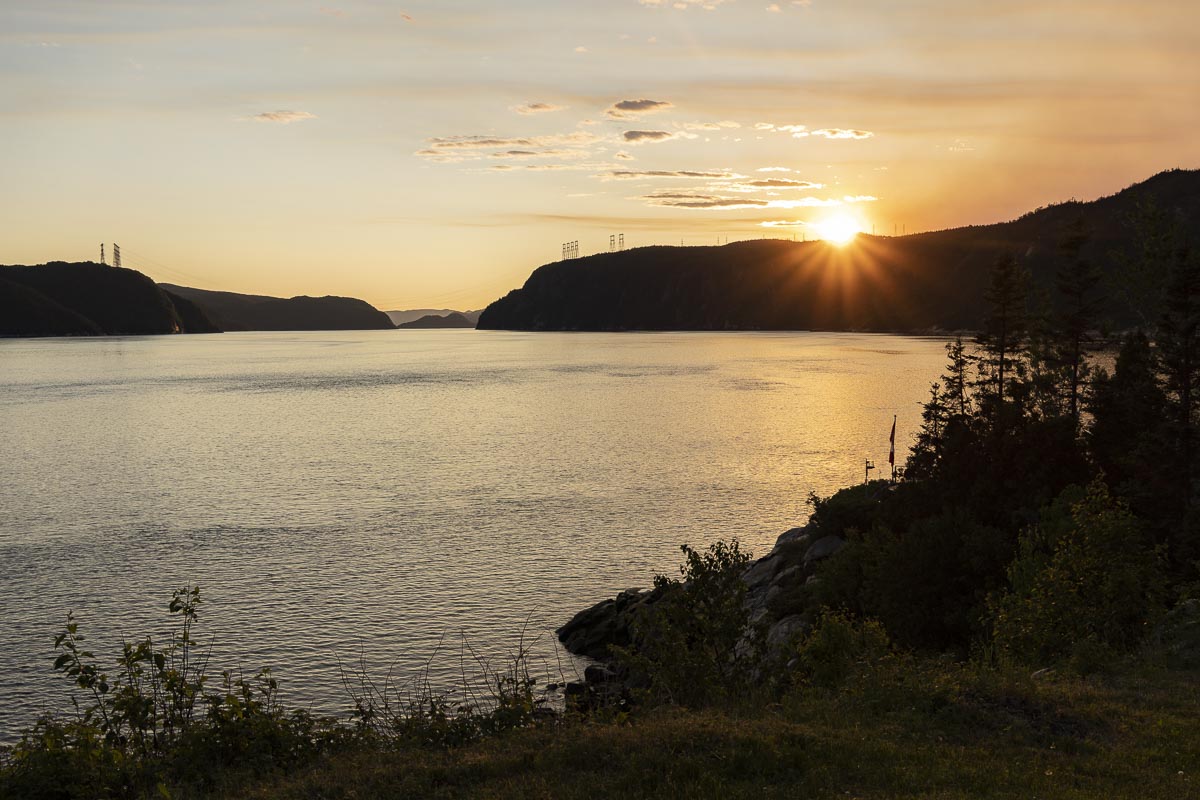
[2, 1, 1198, 310]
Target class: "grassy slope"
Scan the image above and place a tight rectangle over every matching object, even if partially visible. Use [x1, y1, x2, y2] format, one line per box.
[212, 665, 1197, 800]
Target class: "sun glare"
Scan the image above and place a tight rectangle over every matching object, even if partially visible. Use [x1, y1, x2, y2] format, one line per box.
[815, 214, 863, 245]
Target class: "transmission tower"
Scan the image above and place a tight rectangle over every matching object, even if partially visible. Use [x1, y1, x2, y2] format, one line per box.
[113, 244, 121, 269]
[619, 234, 624, 250]
[100, 243, 106, 265]
[609, 234, 615, 252]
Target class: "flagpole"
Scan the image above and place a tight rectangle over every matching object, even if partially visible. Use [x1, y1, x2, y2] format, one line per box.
[889, 414, 897, 482]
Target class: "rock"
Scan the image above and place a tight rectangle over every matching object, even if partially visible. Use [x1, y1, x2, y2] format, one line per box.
[803, 535, 847, 565]
[766, 615, 810, 651]
[742, 552, 783, 588]
[584, 664, 618, 684]
[557, 587, 655, 659]
[764, 584, 783, 608]
[775, 525, 811, 547]
[772, 565, 804, 588]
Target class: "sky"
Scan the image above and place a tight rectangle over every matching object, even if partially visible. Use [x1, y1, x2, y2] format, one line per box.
[2, 1, 1198, 310]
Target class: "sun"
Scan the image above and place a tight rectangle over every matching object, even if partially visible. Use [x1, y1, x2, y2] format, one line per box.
[814, 214, 863, 246]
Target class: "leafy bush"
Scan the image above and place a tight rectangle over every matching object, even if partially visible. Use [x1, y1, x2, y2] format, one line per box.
[790, 611, 893, 690]
[616, 540, 757, 707]
[990, 480, 1167, 667]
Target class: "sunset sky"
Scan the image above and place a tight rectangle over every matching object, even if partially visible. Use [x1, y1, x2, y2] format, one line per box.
[2, 1, 1198, 310]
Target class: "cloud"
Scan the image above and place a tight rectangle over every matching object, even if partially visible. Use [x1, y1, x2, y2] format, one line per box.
[643, 192, 769, 209]
[622, 130, 675, 143]
[642, 191, 854, 210]
[811, 128, 874, 139]
[417, 131, 601, 162]
[639, 0, 731, 9]
[760, 220, 810, 228]
[681, 120, 741, 131]
[739, 178, 823, 189]
[600, 169, 746, 181]
[606, 99, 673, 119]
[615, 151, 635, 160]
[513, 102, 567, 115]
[488, 148, 593, 161]
[251, 110, 317, 124]
[757, 167, 792, 172]
[574, 46, 589, 53]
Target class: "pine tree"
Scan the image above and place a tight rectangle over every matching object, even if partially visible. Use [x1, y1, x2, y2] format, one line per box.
[974, 254, 1030, 430]
[1054, 217, 1103, 428]
[1156, 242, 1200, 503]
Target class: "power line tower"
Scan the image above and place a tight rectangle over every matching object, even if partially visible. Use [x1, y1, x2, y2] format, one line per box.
[609, 234, 615, 252]
[113, 244, 121, 269]
[619, 233, 624, 250]
[100, 243, 106, 265]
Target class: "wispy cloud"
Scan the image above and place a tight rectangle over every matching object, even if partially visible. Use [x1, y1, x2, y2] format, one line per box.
[639, 0, 731, 9]
[416, 131, 602, 162]
[812, 128, 874, 140]
[600, 169, 746, 180]
[250, 110, 316, 124]
[512, 102, 568, 115]
[622, 130, 675, 143]
[681, 120, 741, 131]
[606, 99, 673, 119]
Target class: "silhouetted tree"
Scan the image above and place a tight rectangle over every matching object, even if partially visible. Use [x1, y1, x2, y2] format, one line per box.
[1111, 198, 1175, 327]
[1156, 241, 1200, 515]
[1054, 217, 1103, 428]
[974, 255, 1030, 431]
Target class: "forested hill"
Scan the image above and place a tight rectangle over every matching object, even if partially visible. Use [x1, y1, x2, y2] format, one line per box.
[160, 284, 395, 332]
[478, 168, 1200, 333]
[0, 262, 220, 337]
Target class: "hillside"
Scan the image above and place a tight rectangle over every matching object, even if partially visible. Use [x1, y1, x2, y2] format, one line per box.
[478, 169, 1200, 332]
[0, 262, 220, 337]
[387, 308, 482, 326]
[161, 284, 395, 332]
[396, 312, 475, 329]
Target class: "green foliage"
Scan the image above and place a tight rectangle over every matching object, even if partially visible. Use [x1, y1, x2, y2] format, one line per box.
[616, 540, 757, 707]
[990, 480, 1167, 668]
[0, 588, 352, 799]
[790, 611, 892, 690]
[815, 509, 1012, 651]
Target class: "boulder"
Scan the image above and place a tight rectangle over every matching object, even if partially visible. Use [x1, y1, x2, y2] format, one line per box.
[766, 615, 810, 651]
[557, 587, 654, 659]
[775, 525, 812, 547]
[803, 535, 847, 565]
[742, 552, 783, 589]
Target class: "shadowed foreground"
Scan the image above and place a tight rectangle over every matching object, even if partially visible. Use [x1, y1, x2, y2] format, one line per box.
[225, 666, 1197, 800]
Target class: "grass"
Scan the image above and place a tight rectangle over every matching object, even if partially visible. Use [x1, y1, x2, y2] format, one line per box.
[200, 662, 1198, 800]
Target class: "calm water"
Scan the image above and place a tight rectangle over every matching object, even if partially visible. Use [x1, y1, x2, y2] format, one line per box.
[0, 330, 947, 739]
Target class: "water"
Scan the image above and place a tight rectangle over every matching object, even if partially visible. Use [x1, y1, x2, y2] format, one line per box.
[0, 330, 948, 739]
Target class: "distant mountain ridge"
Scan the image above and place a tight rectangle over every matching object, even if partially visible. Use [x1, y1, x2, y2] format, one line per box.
[396, 312, 475, 329]
[161, 284, 394, 332]
[478, 169, 1200, 333]
[386, 308, 483, 326]
[1, 262, 220, 337]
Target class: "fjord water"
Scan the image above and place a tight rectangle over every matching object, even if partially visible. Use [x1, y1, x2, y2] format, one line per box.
[0, 330, 947, 739]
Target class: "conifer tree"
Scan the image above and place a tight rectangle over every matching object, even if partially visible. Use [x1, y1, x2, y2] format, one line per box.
[1054, 217, 1103, 428]
[974, 254, 1030, 430]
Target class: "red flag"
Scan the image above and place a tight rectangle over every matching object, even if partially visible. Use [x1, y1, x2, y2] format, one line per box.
[888, 416, 896, 466]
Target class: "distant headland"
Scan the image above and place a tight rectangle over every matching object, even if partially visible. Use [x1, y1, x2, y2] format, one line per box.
[478, 169, 1200, 333]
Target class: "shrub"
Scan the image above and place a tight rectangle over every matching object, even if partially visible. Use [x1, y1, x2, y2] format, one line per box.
[990, 480, 1167, 667]
[791, 611, 892, 690]
[616, 540, 756, 707]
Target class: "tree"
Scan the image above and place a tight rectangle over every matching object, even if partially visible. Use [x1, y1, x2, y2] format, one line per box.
[974, 255, 1029, 430]
[1054, 217, 1103, 428]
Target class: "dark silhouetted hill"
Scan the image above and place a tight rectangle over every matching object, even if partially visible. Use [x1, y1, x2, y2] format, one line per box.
[397, 312, 475, 329]
[1, 262, 220, 337]
[161, 285, 395, 331]
[478, 169, 1200, 332]
[387, 308, 483, 326]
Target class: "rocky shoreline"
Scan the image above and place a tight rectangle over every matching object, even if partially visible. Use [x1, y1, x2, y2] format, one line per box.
[556, 523, 847, 700]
